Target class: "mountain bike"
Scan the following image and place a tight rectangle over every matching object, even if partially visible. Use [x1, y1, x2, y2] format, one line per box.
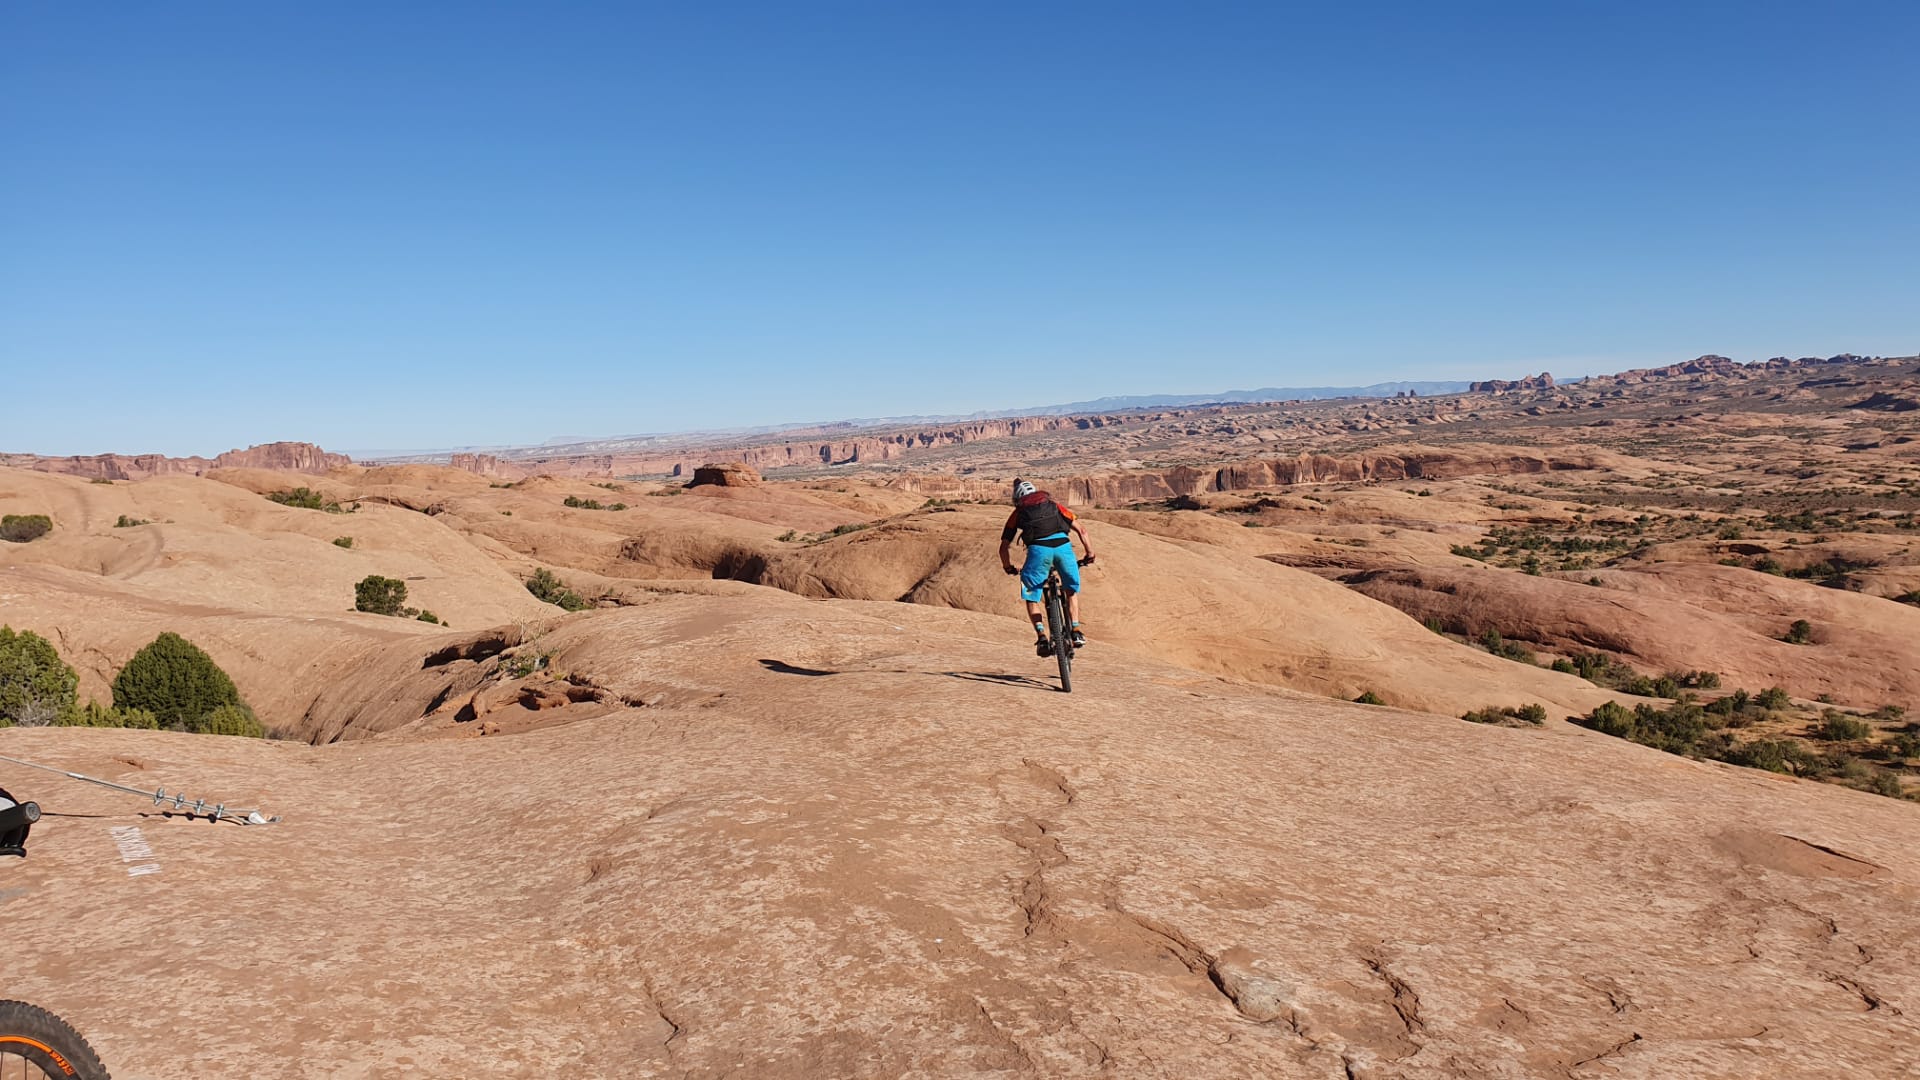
[1041, 565, 1076, 692]
[1, 787, 115, 1080]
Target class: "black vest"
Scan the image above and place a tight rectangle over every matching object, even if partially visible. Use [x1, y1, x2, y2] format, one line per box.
[1015, 498, 1071, 546]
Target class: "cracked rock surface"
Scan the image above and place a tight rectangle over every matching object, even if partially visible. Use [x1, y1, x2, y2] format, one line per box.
[4, 591, 1919, 1077]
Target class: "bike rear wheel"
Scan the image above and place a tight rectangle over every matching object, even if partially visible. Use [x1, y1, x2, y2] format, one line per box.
[0, 1000, 112, 1080]
[1046, 577, 1073, 693]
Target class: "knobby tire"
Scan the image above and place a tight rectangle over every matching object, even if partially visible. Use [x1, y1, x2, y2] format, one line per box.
[0, 1000, 113, 1080]
[1046, 577, 1073, 693]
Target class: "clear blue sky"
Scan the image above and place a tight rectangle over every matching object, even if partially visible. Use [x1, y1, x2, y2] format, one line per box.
[3, 2, 1915, 456]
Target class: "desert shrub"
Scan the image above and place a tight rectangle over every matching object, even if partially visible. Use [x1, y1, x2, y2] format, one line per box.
[525, 568, 591, 611]
[333, 536, 354, 549]
[1866, 770, 1904, 798]
[562, 496, 605, 510]
[1816, 712, 1873, 742]
[111, 632, 247, 731]
[0, 626, 79, 727]
[1477, 630, 1536, 665]
[1871, 704, 1907, 722]
[1897, 590, 1920, 607]
[415, 610, 443, 625]
[0, 514, 53, 543]
[828, 522, 870, 537]
[89, 477, 114, 484]
[1753, 557, 1784, 575]
[1423, 617, 1447, 635]
[776, 530, 798, 542]
[355, 575, 410, 616]
[1717, 523, 1744, 540]
[1723, 738, 1820, 775]
[114, 514, 150, 528]
[1462, 704, 1547, 726]
[1574, 699, 1709, 754]
[56, 701, 160, 729]
[1783, 619, 1813, 645]
[194, 703, 265, 738]
[1755, 686, 1792, 710]
[267, 487, 344, 512]
[1353, 691, 1384, 705]
[503, 651, 551, 678]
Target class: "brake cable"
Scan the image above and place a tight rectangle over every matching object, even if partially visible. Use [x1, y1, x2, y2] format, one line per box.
[0, 753, 279, 825]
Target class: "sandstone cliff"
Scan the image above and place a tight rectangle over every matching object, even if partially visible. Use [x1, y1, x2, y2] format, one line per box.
[1, 441, 350, 480]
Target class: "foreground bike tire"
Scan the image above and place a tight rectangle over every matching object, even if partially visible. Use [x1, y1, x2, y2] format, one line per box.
[0, 1000, 112, 1080]
[1047, 585, 1073, 693]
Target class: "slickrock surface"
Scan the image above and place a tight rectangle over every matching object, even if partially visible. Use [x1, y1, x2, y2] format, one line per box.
[5, 593, 1918, 1078]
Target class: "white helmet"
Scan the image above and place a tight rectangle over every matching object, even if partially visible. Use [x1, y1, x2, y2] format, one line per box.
[1012, 479, 1037, 502]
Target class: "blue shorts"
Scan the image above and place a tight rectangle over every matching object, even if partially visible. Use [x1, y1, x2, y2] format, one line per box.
[1018, 538, 1081, 603]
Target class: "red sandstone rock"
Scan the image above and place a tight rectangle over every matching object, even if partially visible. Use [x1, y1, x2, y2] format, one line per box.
[690, 463, 763, 487]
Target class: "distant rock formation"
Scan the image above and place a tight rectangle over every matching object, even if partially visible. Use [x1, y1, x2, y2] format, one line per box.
[1602, 355, 1741, 384]
[2, 441, 350, 481]
[1470, 372, 1555, 394]
[690, 462, 763, 487]
[1849, 391, 1919, 413]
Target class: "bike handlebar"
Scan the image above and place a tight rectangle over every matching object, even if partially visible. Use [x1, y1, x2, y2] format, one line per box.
[0, 801, 36, 834]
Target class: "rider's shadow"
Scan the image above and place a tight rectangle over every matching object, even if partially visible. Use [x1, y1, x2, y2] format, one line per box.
[758, 659, 1056, 692]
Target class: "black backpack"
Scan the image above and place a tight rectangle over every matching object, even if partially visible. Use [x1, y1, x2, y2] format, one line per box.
[1014, 496, 1070, 544]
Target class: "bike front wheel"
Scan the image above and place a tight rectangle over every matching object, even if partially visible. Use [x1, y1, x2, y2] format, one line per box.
[0, 1000, 113, 1080]
[1047, 586, 1073, 693]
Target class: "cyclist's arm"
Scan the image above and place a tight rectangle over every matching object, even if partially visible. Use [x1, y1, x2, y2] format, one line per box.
[1000, 511, 1019, 571]
[1071, 519, 1094, 560]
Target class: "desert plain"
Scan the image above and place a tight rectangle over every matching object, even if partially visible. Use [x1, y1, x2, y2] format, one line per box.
[4, 352, 1920, 1077]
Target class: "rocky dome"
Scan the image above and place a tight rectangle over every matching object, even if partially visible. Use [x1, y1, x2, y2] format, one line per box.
[689, 462, 763, 487]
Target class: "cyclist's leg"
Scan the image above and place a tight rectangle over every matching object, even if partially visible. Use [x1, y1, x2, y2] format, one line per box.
[1056, 548, 1084, 631]
[1018, 547, 1049, 637]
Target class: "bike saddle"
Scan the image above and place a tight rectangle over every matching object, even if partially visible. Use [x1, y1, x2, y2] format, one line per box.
[0, 787, 36, 858]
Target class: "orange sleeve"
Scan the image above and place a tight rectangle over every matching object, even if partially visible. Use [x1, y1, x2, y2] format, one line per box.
[1059, 504, 1077, 522]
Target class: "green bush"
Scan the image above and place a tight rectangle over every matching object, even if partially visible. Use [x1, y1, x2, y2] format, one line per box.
[776, 530, 799, 542]
[416, 610, 443, 625]
[562, 496, 605, 510]
[355, 575, 410, 616]
[1783, 619, 1813, 645]
[0, 514, 53, 543]
[194, 703, 264, 738]
[0, 626, 80, 726]
[57, 701, 160, 729]
[1477, 630, 1537, 665]
[1816, 712, 1873, 742]
[1353, 691, 1384, 705]
[114, 514, 151, 528]
[266, 487, 342, 511]
[1896, 590, 1920, 607]
[1722, 738, 1819, 775]
[1756, 687, 1792, 710]
[525, 568, 591, 611]
[1462, 704, 1547, 726]
[111, 632, 248, 731]
[333, 536, 354, 549]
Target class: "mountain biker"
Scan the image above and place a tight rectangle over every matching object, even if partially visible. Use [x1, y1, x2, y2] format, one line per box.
[1000, 479, 1095, 656]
